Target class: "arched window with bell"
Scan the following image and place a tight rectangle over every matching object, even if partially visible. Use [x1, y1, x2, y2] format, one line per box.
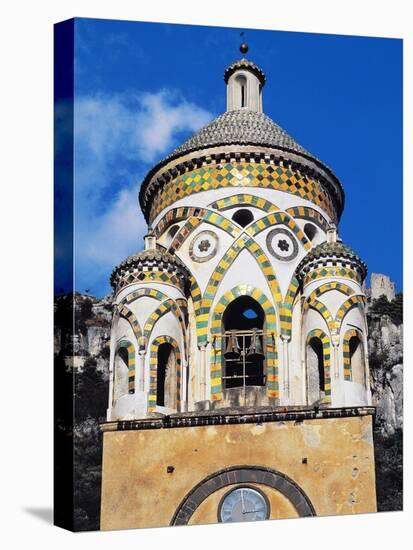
[222, 296, 266, 390]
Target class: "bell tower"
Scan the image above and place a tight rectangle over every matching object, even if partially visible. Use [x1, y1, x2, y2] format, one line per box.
[225, 43, 264, 112]
[100, 42, 377, 530]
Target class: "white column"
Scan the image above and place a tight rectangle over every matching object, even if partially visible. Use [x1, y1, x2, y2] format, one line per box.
[281, 335, 290, 400]
[138, 352, 145, 392]
[199, 344, 207, 401]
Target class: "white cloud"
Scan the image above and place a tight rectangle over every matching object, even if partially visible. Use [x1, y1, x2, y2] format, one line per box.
[136, 91, 212, 162]
[72, 90, 213, 295]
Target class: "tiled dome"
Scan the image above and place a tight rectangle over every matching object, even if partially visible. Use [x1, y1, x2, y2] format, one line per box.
[296, 241, 367, 280]
[168, 109, 316, 163]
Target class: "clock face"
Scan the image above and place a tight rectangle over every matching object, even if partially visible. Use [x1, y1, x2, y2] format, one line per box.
[219, 487, 269, 523]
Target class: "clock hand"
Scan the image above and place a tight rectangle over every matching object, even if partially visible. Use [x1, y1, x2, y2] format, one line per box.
[241, 489, 245, 513]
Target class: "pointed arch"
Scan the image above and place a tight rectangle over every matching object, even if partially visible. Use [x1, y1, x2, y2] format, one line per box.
[343, 328, 365, 382]
[307, 282, 355, 303]
[304, 298, 335, 334]
[197, 235, 282, 345]
[210, 285, 278, 401]
[335, 295, 366, 332]
[154, 206, 206, 237]
[306, 329, 331, 403]
[209, 194, 279, 213]
[246, 211, 311, 250]
[122, 287, 169, 306]
[286, 205, 329, 231]
[169, 217, 202, 252]
[280, 276, 300, 338]
[148, 335, 182, 412]
[143, 298, 187, 357]
[117, 304, 142, 340]
[116, 340, 136, 395]
[156, 207, 241, 252]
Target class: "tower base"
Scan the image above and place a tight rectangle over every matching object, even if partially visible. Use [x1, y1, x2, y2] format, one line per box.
[100, 406, 377, 530]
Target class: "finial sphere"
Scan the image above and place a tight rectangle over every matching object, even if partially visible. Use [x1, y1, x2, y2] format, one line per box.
[240, 42, 248, 54]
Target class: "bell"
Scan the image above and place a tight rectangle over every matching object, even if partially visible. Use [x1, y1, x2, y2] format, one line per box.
[224, 331, 241, 360]
[246, 329, 265, 360]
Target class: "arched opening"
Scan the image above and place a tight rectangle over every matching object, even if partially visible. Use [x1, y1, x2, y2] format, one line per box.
[156, 342, 177, 408]
[306, 337, 325, 403]
[222, 296, 265, 389]
[303, 223, 318, 241]
[349, 335, 365, 385]
[235, 75, 247, 108]
[114, 345, 131, 400]
[232, 208, 254, 228]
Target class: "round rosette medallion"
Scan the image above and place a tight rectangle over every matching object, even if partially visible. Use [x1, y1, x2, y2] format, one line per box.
[189, 230, 218, 263]
[266, 227, 298, 261]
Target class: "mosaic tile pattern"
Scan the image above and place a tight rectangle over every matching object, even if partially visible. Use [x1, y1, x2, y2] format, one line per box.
[168, 212, 240, 254]
[122, 287, 168, 306]
[336, 295, 365, 333]
[148, 335, 181, 412]
[197, 235, 282, 345]
[286, 206, 330, 231]
[305, 298, 335, 334]
[343, 328, 360, 381]
[246, 211, 311, 250]
[210, 285, 278, 400]
[280, 276, 300, 338]
[155, 206, 206, 236]
[176, 298, 188, 326]
[209, 193, 279, 213]
[306, 329, 331, 403]
[118, 304, 142, 339]
[307, 281, 355, 301]
[118, 340, 136, 394]
[303, 266, 360, 287]
[148, 162, 337, 223]
[143, 298, 187, 355]
[116, 270, 186, 294]
[169, 217, 202, 252]
[189, 230, 219, 263]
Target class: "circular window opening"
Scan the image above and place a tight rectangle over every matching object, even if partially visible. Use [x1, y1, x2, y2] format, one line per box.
[232, 209, 254, 227]
[304, 223, 318, 241]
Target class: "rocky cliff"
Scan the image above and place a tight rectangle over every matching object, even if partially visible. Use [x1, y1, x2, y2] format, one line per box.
[367, 297, 403, 512]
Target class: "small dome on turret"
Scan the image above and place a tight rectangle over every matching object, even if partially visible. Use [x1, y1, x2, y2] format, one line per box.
[110, 249, 190, 291]
[224, 58, 266, 85]
[296, 240, 367, 281]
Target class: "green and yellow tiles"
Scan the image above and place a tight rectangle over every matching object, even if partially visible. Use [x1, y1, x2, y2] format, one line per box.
[286, 205, 329, 231]
[149, 162, 337, 223]
[303, 266, 360, 286]
[148, 335, 181, 412]
[246, 211, 311, 250]
[210, 285, 278, 400]
[343, 328, 360, 381]
[118, 304, 142, 339]
[335, 295, 365, 332]
[279, 276, 300, 338]
[306, 329, 331, 403]
[196, 235, 282, 345]
[209, 193, 279, 213]
[118, 340, 136, 394]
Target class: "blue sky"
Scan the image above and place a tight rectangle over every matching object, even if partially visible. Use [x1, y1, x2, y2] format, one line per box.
[70, 18, 402, 297]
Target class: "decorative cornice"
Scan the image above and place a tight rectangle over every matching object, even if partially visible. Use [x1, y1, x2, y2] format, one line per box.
[100, 405, 375, 432]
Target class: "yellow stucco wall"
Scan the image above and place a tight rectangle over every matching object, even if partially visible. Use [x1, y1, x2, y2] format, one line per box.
[100, 414, 376, 530]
